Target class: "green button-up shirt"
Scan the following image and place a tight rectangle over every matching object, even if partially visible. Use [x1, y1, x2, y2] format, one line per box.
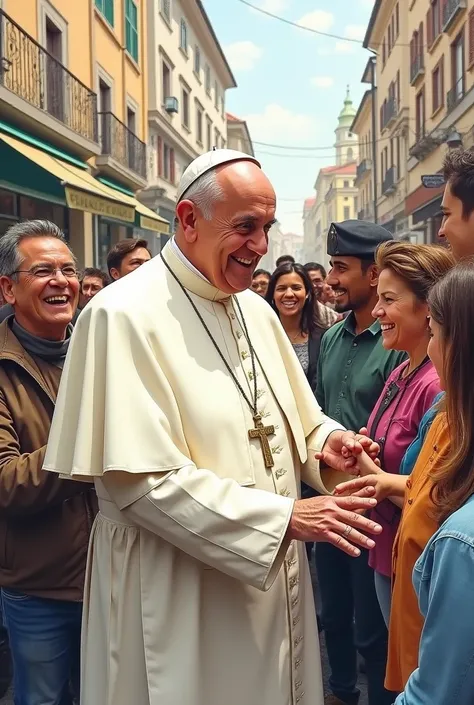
[316, 313, 406, 432]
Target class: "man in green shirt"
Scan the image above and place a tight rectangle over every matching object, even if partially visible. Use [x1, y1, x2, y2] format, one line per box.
[315, 220, 405, 705]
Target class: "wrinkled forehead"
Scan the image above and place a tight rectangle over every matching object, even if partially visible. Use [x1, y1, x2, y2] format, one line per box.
[18, 236, 74, 265]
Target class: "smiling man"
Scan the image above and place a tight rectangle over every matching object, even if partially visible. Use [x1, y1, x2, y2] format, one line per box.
[0, 220, 97, 705]
[44, 151, 383, 705]
[315, 220, 406, 705]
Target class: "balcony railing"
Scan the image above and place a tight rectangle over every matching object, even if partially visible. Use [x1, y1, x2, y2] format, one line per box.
[447, 77, 465, 113]
[0, 10, 98, 144]
[382, 166, 397, 195]
[381, 97, 398, 131]
[410, 54, 425, 84]
[358, 205, 374, 221]
[443, 0, 466, 31]
[98, 112, 146, 179]
[356, 158, 372, 181]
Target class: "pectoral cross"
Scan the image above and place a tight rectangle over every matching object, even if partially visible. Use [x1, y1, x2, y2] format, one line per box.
[248, 414, 275, 468]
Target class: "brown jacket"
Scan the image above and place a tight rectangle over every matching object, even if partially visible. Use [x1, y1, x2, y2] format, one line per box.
[0, 320, 97, 601]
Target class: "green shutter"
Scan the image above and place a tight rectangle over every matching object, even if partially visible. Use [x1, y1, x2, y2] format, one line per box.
[125, 0, 138, 62]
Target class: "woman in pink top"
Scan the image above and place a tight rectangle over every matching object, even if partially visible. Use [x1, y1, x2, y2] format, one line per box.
[364, 242, 453, 625]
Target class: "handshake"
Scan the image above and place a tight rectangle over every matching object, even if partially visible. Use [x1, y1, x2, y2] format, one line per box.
[287, 428, 383, 557]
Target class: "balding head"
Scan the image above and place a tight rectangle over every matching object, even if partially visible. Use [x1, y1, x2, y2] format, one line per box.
[175, 160, 276, 294]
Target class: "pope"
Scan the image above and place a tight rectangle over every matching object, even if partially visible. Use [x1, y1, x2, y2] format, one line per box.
[44, 150, 382, 705]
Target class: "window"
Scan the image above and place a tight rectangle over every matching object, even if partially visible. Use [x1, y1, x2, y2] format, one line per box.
[158, 138, 175, 184]
[343, 206, 351, 220]
[382, 38, 386, 65]
[427, 0, 442, 49]
[160, 0, 171, 22]
[125, 0, 138, 63]
[395, 3, 399, 38]
[182, 87, 190, 128]
[388, 24, 392, 54]
[162, 61, 171, 102]
[196, 104, 203, 143]
[98, 78, 111, 114]
[415, 87, 425, 141]
[470, 7, 474, 67]
[194, 45, 201, 76]
[214, 80, 219, 109]
[220, 97, 225, 117]
[95, 0, 114, 26]
[214, 127, 220, 148]
[452, 31, 465, 104]
[343, 180, 350, 188]
[206, 117, 212, 151]
[396, 136, 401, 175]
[180, 19, 188, 54]
[432, 56, 444, 113]
[205, 65, 211, 95]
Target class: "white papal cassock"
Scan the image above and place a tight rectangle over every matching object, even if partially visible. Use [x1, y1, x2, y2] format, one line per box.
[44, 241, 343, 705]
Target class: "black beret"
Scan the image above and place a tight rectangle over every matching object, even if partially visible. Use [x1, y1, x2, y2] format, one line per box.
[327, 220, 393, 257]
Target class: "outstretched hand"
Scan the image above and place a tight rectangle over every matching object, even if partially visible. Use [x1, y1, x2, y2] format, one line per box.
[314, 430, 380, 474]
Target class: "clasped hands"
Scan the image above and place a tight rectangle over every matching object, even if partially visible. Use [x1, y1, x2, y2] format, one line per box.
[288, 428, 383, 557]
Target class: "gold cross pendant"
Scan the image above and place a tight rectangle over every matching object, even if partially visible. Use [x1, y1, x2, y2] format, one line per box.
[248, 414, 275, 468]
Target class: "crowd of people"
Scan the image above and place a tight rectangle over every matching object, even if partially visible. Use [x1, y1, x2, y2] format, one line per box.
[0, 144, 474, 705]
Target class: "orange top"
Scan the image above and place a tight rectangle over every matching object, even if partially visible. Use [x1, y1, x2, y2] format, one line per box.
[385, 413, 450, 692]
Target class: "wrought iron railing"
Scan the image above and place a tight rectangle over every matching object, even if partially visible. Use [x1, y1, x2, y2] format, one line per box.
[382, 166, 397, 195]
[382, 97, 398, 130]
[0, 10, 98, 143]
[358, 205, 374, 221]
[356, 158, 372, 181]
[98, 112, 146, 179]
[447, 77, 465, 112]
[443, 0, 466, 31]
[410, 54, 424, 84]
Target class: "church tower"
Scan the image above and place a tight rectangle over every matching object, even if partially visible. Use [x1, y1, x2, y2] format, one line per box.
[335, 86, 358, 166]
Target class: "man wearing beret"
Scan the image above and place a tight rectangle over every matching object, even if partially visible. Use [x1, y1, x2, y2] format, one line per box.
[43, 153, 383, 705]
[315, 220, 406, 705]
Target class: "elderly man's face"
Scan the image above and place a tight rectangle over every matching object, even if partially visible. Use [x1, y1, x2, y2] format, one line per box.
[178, 162, 276, 294]
[1, 236, 79, 340]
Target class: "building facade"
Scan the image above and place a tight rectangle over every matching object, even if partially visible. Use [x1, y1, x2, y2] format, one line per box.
[0, 0, 168, 269]
[352, 80, 374, 223]
[140, 0, 236, 232]
[364, 0, 412, 239]
[226, 113, 254, 156]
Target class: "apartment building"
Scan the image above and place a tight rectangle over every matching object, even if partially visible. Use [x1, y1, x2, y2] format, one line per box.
[364, 0, 411, 239]
[352, 79, 374, 222]
[405, 0, 474, 243]
[141, 0, 236, 229]
[0, 0, 168, 268]
[226, 113, 255, 156]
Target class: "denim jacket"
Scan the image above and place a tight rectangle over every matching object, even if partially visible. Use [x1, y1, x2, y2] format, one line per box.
[396, 493, 474, 705]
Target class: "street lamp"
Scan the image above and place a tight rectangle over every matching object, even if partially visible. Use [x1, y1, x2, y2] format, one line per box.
[446, 129, 463, 150]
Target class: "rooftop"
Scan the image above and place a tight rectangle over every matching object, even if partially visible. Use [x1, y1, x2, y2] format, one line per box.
[321, 163, 356, 175]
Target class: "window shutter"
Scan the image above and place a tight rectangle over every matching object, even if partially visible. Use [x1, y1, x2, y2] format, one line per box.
[419, 22, 424, 62]
[440, 55, 445, 106]
[170, 149, 175, 185]
[469, 8, 474, 66]
[158, 137, 163, 177]
[427, 7, 433, 48]
[410, 36, 415, 66]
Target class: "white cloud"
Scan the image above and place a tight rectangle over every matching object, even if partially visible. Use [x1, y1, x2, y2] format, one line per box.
[296, 10, 335, 33]
[335, 40, 356, 54]
[310, 76, 334, 88]
[244, 103, 318, 143]
[344, 24, 367, 41]
[224, 41, 264, 72]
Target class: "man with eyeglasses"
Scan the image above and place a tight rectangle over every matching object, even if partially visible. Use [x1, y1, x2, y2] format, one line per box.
[0, 220, 97, 704]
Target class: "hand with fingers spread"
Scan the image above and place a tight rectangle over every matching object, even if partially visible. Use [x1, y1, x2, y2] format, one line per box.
[287, 494, 383, 557]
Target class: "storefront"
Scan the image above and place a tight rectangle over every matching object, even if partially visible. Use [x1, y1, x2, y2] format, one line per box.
[405, 181, 445, 245]
[0, 122, 169, 268]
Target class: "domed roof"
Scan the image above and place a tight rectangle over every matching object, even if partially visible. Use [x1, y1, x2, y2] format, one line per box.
[338, 86, 356, 125]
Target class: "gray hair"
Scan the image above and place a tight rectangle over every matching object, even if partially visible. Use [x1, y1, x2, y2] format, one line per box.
[178, 169, 224, 220]
[0, 220, 67, 277]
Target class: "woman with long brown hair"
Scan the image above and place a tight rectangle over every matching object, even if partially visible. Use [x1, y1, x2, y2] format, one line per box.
[336, 263, 474, 701]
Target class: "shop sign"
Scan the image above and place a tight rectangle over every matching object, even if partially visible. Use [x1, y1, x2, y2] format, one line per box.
[140, 215, 169, 234]
[421, 175, 445, 189]
[65, 188, 135, 222]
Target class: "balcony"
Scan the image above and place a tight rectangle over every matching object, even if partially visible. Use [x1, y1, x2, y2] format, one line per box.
[0, 10, 99, 158]
[447, 78, 465, 113]
[356, 158, 372, 182]
[382, 166, 397, 195]
[381, 97, 398, 131]
[443, 0, 466, 32]
[410, 54, 425, 85]
[96, 112, 147, 189]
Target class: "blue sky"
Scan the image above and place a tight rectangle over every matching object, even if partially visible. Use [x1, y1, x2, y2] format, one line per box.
[202, 0, 376, 234]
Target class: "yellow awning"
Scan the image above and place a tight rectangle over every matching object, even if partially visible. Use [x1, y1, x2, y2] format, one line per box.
[0, 133, 137, 223]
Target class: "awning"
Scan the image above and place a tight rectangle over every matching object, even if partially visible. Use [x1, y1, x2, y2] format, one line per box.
[0, 133, 169, 234]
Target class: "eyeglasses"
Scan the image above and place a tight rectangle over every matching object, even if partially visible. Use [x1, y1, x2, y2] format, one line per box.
[10, 266, 78, 279]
